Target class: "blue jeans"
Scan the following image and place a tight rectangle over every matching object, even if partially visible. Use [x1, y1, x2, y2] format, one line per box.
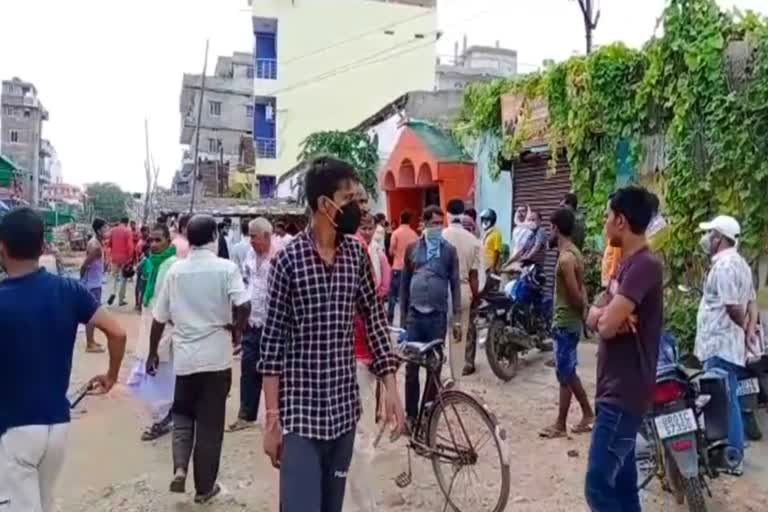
[704, 356, 745, 462]
[585, 403, 642, 512]
[280, 430, 356, 512]
[404, 309, 447, 421]
[238, 326, 263, 421]
[387, 271, 402, 323]
[553, 327, 579, 384]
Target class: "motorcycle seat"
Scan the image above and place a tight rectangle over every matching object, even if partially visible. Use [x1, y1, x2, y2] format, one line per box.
[483, 291, 512, 306]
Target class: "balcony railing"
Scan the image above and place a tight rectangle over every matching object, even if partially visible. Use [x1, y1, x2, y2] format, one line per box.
[255, 137, 277, 159]
[256, 58, 277, 80]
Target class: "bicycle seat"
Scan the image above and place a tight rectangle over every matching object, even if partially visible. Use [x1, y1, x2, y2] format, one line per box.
[397, 338, 444, 367]
[401, 338, 443, 354]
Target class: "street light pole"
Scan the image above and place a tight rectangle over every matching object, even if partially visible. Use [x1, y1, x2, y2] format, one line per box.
[189, 39, 210, 213]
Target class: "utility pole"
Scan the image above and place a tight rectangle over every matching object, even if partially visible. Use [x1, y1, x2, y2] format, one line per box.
[189, 39, 210, 213]
[575, 0, 600, 54]
[218, 142, 225, 196]
[143, 117, 151, 224]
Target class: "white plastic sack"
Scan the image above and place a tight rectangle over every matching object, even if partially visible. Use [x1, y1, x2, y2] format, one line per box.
[126, 358, 175, 422]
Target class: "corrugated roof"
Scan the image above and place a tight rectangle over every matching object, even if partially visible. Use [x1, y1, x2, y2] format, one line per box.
[406, 120, 471, 162]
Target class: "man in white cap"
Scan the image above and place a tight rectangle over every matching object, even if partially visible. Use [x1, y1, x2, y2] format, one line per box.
[694, 215, 758, 475]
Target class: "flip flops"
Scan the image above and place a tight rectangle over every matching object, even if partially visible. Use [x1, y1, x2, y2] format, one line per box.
[539, 426, 568, 439]
[571, 422, 594, 434]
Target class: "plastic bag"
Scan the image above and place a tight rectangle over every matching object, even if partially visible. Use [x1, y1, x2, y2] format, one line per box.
[126, 358, 175, 421]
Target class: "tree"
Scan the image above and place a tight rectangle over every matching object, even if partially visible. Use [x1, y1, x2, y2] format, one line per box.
[299, 131, 380, 201]
[85, 182, 131, 222]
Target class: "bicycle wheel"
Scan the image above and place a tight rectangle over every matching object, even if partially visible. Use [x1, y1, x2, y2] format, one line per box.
[427, 390, 510, 512]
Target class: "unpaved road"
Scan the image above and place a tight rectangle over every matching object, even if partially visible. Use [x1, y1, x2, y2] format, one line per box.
[58, 301, 768, 511]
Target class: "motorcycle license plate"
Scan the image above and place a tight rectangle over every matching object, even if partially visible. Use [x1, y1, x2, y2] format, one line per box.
[737, 378, 760, 397]
[654, 409, 697, 440]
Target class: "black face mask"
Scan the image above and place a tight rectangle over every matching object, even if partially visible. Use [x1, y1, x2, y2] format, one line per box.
[328, 199, 362, 235]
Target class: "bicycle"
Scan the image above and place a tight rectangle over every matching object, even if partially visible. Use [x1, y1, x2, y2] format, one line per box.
[384, 328, 511, 512]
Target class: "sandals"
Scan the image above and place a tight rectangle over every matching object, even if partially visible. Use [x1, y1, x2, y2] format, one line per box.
[141, 421, 172, 441]
[194, 483, 221, 504]
[169, 474, 186, 493]
[539, 426, 568, 439]
[571, 422, 594, 434]
[85, 343, 106, 353]
[227, 419, 256, 433]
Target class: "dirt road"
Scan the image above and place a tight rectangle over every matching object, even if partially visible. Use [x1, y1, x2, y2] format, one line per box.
[58, 304, 768, 511]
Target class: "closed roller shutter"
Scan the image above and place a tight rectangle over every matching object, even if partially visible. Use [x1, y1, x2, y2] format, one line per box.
[511, 154, 573, 293]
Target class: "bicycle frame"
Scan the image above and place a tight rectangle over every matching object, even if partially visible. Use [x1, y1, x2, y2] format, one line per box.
[407, 354, 478, 466]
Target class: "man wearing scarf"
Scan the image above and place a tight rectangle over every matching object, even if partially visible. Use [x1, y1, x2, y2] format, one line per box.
[400, 205, 461, 426]
[127, 223, 178, 441]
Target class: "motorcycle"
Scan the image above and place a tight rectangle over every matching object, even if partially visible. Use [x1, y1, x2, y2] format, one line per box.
[474, 262, 553, 381]
[678, 284, 767, 441]
[638, 363, 737, 512]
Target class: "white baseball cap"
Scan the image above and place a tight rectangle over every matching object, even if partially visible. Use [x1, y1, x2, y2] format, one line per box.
[699, 215, 741, 241]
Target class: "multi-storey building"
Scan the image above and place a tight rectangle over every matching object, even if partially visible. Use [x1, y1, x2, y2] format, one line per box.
[1, 77, 49, 205]
[179, 52, 254, 194]
[251, 0, 437, 195]
[436, 41, 518, 91]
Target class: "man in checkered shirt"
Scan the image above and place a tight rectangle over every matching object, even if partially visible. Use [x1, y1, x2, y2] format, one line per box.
[257, 156, 405, 512]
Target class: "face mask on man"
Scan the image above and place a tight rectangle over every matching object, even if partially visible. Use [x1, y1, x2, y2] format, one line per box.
[424, 226, 443, 242]
[699, 231, 721, 256]
[325, 198, 362, 235]
[481, 221, 492, 231]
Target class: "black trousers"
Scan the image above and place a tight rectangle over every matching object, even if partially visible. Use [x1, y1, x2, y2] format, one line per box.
[239, 326, 263, 421]
[171, 369, 232, 495]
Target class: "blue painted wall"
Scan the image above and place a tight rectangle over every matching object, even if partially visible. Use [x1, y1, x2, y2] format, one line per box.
[473, 132, 512, 245]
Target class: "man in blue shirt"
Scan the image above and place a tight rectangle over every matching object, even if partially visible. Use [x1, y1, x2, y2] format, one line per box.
[0, 208, 127, 512]
[400, 205, 461, 426]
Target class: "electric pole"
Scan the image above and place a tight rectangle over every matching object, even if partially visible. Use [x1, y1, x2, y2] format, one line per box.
[576, 0, 600, 54]
[143, 117, 151, 224]
[189, 39, 210, 213]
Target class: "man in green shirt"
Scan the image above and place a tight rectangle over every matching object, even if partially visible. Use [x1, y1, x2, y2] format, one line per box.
[540, 208, 594, 439]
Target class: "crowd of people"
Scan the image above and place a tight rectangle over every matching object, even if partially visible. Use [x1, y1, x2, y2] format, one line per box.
[0, 153, 763, 512]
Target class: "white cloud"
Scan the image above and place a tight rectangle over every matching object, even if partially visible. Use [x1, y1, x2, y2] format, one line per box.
[0, 0, 764, 192]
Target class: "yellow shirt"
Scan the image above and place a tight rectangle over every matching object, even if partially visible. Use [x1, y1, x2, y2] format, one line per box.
[483, 227, 502, 270]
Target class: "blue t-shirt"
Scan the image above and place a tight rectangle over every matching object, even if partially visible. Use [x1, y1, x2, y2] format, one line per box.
[0, 269, 99, 435]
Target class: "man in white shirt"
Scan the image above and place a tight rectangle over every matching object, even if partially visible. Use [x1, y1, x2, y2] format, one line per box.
[695, 215, 757, 474]
[229, 217, 275, 432]
[230, 219, 252, 275]
[147, 215, 251, 504]
[442, 199, 482, 379]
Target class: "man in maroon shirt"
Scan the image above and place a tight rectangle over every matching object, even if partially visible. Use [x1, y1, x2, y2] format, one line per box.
[584, 186, 663, 511]
[107, 217, 134, 306]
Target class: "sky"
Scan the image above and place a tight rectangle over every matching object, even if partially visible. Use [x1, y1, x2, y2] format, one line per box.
[0, 0, 765, 193]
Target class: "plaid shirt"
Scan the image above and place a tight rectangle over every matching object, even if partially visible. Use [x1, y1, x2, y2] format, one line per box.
[257, 230, 398, 440]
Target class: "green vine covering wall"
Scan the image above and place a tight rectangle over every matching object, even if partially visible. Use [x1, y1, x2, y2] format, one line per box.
[453, 0, 768, 352]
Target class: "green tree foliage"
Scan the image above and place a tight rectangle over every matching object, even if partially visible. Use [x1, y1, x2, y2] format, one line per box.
[453, 0, 768, 353]
[85, 182, 131, 222]
[299, 131, 380, 201]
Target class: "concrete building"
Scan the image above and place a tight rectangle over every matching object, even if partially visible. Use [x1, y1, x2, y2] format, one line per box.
[1, 77, 49, 205]
[436, 41, 518, 91]
[179, 52, 254, 193]
[42, 182, 84, 206]
[252, 0, 437, 195]
[39, 139, 62, 187]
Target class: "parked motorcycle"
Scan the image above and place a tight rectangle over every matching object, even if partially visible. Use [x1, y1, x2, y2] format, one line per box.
[678, 285, 767, 441]
[638, 364, 737, 512]
[475, 262, 552, 381]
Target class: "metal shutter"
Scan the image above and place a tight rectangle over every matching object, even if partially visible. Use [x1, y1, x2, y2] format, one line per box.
[511, 154, 573, 293]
